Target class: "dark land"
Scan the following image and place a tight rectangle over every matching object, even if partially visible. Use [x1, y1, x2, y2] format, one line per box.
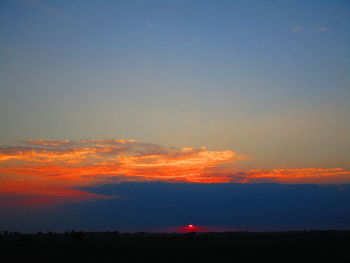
[1, 230, 349, 262]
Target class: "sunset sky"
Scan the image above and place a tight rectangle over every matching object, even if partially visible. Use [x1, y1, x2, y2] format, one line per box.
[0, 0, 349, 232]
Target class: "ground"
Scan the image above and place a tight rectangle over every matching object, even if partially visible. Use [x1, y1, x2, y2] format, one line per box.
[1, 231, 349, 262]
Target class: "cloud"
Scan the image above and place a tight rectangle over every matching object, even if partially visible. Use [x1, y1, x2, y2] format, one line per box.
[291, 26, 303, 33]
[0, 139, 243, 206]
[19, 139, 72, 146]
[289, 21, 330, 33]
[0, 181, 112, 208]
[315, 26, 330, 32]
[226, 168, 350, 184]
[0, 139, 349, 207]
[21, 0, 66, 20]
[145, 20, 157, 28]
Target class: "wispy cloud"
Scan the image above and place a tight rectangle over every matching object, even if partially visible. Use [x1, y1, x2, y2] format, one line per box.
[228, 168, 350, 184]
[291, 26, 303, 33]
[315, 26, 330, 32]
[20, 0, 66, 20]
[0, 139, 349, 207]
[145, 20, 157, 28]
[289, 21, 331, 33]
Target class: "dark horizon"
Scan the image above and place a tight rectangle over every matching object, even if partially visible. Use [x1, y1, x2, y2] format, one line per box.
[2, 229, 350, 262]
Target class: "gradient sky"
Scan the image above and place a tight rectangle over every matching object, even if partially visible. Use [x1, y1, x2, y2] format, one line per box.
[0, 0, 350, 232]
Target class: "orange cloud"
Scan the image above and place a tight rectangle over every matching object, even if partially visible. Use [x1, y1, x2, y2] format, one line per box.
[0, 139, 349, 207]
[231, 168, 350, 184]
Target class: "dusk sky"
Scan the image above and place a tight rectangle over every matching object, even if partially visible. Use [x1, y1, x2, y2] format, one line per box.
[0, 0, 350, 232]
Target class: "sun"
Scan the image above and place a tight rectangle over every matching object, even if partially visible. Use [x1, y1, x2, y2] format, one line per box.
[178, 224, 202, 233]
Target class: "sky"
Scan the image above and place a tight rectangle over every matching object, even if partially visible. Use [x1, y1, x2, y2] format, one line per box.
[0, 0, 350, 232]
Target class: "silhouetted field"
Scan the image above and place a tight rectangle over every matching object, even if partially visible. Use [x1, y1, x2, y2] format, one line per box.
[1, 230, 349, 262]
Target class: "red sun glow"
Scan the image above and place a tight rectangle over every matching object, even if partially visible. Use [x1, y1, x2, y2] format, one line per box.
[179, 224, 202, 232]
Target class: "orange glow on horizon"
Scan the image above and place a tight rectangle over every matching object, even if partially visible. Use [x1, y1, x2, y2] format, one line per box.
[1, 139, 350, 207]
